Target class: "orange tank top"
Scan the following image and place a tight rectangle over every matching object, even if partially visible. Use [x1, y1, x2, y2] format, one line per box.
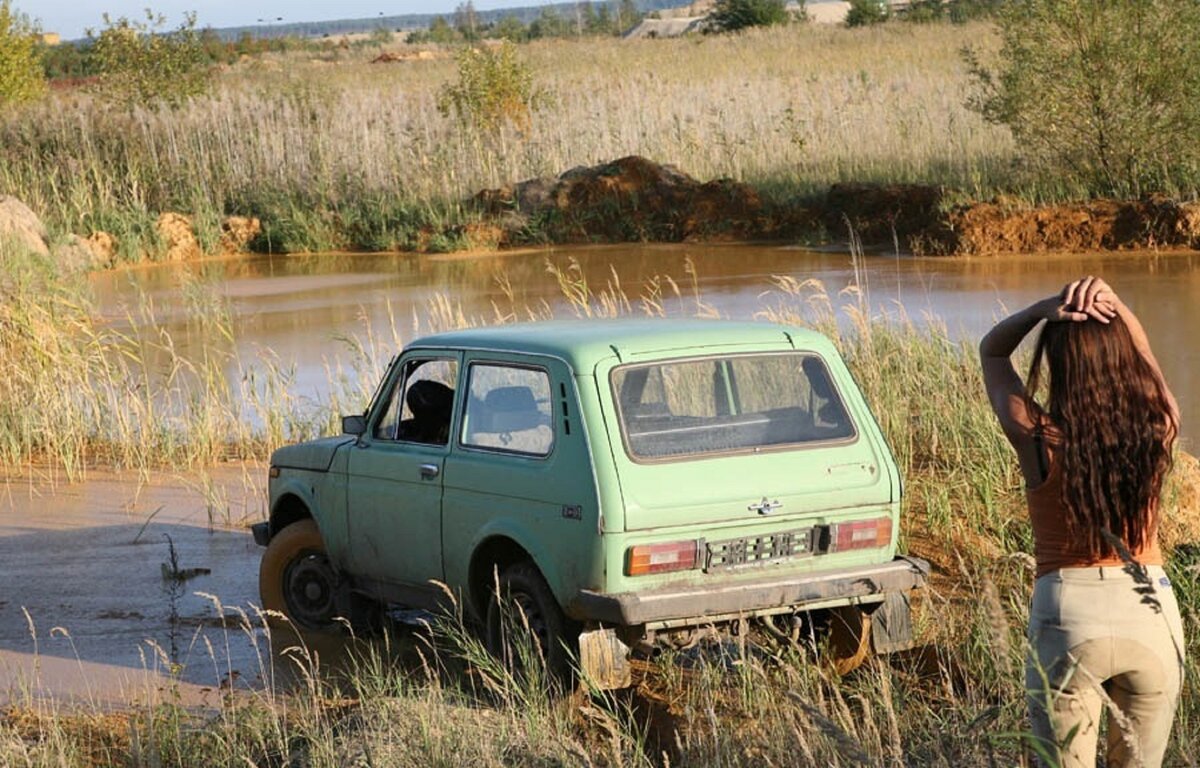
[1026, 448, 1163, 578]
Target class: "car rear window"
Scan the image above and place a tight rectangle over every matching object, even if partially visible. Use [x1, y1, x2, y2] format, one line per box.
[611, 353, 855, 461]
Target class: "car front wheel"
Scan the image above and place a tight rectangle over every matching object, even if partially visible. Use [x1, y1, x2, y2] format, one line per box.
[259, 519, 340, 632]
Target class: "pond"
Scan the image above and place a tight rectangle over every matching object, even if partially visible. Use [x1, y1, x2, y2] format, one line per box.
[90, 243, 1200, 447]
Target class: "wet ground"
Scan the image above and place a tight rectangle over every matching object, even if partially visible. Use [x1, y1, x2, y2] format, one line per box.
[0, 467, 283, 705]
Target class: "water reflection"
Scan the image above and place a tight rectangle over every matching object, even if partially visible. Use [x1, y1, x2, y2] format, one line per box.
[89, 245, 1200, 446]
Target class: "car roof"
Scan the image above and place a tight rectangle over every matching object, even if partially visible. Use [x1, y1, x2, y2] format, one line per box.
[406, 319, 835, 371]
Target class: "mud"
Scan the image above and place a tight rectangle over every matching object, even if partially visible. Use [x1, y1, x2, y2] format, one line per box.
[475, 155, 807, 245]
[0, 468, 279, 705]
[938, 196, 1200, 256]
[474, 157, 1200, 257]
[156, 212, 202, 262]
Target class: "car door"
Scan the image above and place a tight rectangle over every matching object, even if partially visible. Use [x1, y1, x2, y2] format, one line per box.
[346, 352, 461, 589]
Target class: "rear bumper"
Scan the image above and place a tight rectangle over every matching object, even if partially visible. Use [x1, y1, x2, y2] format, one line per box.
[568, 556, 929, 626]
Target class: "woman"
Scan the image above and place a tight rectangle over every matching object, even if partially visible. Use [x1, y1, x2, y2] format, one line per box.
[979, 276, 1185, 768]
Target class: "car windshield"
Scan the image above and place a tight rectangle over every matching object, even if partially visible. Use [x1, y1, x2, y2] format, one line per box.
[611, 352, 855, 461]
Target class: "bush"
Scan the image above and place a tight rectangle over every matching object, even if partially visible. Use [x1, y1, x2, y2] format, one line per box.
[0, 0, 45, 106]
[897, 0, 1001, 23]
[437, 43, 543, 134]
[947, 0, 1003, 23]
[39, 39, 96, 80]
[902, 0, 945, 23]
[967, 0, 1200, 197]
[709, 0, 792, 33]
[845, 0, 888, 27]
[89, 10, 212, 107]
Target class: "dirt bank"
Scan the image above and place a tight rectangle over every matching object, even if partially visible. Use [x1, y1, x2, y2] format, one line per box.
[473, 157, 1200, 257]
[474, 155, 806, 244]
[14, 158, 1200, 269]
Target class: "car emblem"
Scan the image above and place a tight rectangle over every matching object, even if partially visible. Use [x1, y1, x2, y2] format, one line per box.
[748, 497, 782, 515]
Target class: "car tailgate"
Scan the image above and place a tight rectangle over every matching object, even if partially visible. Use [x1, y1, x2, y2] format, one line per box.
[614, 441, 890, 531]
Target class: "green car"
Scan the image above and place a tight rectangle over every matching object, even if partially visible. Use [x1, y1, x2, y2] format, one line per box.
[254, 319, 927, 683]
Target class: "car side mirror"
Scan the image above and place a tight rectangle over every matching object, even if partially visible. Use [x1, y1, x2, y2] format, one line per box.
[342, 414, 367, 436]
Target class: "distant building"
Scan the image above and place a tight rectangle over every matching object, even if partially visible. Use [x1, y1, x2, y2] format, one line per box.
[40, 32, 62, 46]
[623, 0, 912, 37]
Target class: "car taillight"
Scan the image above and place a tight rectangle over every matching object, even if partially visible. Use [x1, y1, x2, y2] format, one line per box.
[833, 517, 892, 552]
[625, 540, 699, 576]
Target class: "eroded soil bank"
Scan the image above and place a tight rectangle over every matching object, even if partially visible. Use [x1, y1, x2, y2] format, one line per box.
[474, 156, 1200, 256]
[8, 158, 1200, 272]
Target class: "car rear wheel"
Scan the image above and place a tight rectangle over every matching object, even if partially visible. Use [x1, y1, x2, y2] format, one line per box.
[259, 519, 340, 632]
[825, 604, 872, 675]
[485, 561, 575, 682]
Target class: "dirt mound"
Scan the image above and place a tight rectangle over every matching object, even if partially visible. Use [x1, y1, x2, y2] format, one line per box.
[937, 196, 1195, 256]
[1174, 201, 1200, 248]
[53, 234, 113, 272]
[85, 231, 118, 266]
[475, 156, 785, 245]
[156, 213, 201, 262]
[371, 50, 441, 63]
[823, 183, 947, 246]
[219, 216, 261, 255]
[473, 162, 1200, 256]
[0, 196, 49, 256]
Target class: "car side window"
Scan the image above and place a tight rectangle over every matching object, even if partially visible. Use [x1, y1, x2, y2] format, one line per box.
[462, 364, 554, 456]
[374, 358, 458, 445]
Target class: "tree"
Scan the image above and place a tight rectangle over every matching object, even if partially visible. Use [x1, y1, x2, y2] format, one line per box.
[491, 14, 528, 42]
[615, 0, 643, 33]
[845, 0, 888, 26]
[0, 0, 45, 106]
[529, 8, 570, 38]
[708, 0, 790, 33]
[437, 42, 544, 134]
[368, 25, 394, 46]
[429, 16, 459, 44]
[967, 0, 1200, 197]
[589, 4, 615, 35]
[90, 10, 212, 107]
[454, 1, 480, 42]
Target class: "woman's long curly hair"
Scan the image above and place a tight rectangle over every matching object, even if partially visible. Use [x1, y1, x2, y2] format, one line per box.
[1026, 314, 1176, 557]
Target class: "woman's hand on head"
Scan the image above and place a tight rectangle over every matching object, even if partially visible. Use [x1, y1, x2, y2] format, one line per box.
[1051, 276, 1118, 324]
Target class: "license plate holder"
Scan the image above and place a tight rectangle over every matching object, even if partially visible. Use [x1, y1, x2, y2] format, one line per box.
[704, 527, 814, 572]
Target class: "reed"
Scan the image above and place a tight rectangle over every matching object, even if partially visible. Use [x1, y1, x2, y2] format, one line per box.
[1, 22, 1036, 259]
[0, 243, 1196, 765]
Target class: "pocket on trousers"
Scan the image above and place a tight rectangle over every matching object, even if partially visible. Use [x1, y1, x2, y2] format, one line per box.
[1029, 575, 1063, 630]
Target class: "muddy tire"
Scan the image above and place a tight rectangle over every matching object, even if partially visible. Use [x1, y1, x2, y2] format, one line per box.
[259, 519, 340, 633]
[485, 561, 575, 682]
[826, 604, 872, 675]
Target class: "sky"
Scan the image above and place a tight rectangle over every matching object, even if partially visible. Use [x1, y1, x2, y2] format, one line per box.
[25, 0, 540, 41]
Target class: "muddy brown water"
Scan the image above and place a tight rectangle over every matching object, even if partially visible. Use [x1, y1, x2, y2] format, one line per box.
[91, 243, 1200, 447]
[4, 243, 1198, 702]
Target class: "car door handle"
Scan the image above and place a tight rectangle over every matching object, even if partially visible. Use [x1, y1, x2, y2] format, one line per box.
[419, 463, 440, 480]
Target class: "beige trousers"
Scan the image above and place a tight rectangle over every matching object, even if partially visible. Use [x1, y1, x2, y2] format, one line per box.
[1027, 564, 1186, 768]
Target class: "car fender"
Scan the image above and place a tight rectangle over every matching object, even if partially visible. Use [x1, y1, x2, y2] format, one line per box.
[269, 476, 321, 537]
[462, 518, 568, 610]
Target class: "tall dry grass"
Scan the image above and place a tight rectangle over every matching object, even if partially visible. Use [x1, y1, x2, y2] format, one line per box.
[0, 241, 1197, 765]
[1, 23, 1018, 256]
